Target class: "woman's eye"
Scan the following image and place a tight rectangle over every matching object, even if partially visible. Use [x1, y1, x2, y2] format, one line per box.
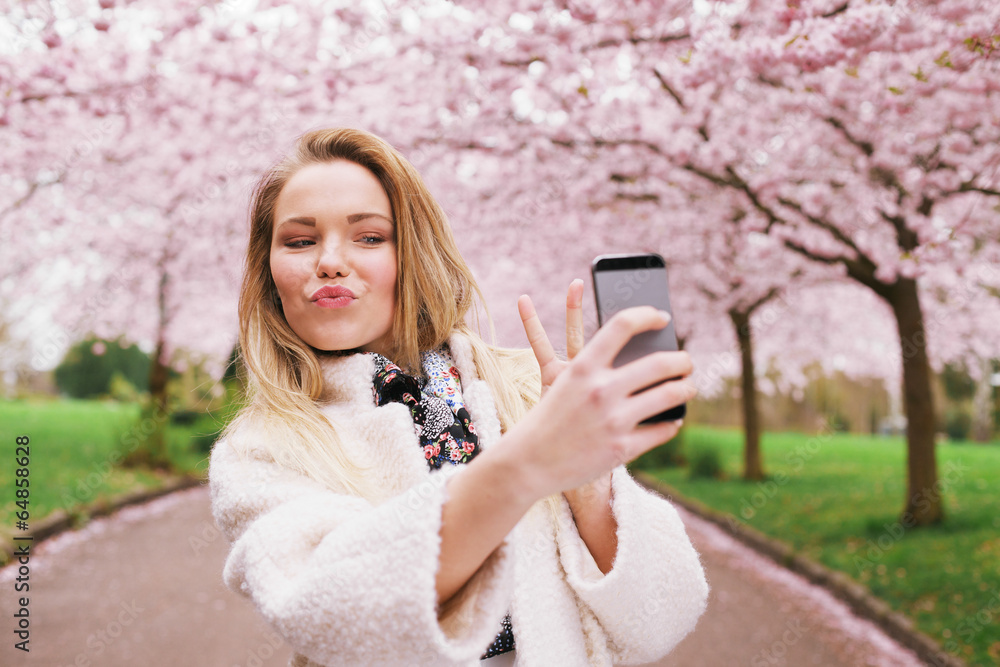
[284, 239, 315, 248]
[360, 234, 386, 246]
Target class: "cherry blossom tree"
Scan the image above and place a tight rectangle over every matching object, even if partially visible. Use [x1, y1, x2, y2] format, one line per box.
[406, 0, 1000, 525]
[3, 0, 998, 526]
[657, 0, 1000, 524]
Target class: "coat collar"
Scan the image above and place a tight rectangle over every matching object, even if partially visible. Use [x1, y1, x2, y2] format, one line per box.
[315, 332, 481, 407]
[314, 331, 502, 452]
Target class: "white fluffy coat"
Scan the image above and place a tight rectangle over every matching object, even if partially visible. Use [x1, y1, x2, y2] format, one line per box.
[209, 332, 709, 666]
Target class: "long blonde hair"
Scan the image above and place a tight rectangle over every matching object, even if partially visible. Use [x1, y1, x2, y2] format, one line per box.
[222, 128, 540, 498]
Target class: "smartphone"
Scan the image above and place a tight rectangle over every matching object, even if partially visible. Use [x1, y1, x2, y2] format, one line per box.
[591, 253, 686, 423]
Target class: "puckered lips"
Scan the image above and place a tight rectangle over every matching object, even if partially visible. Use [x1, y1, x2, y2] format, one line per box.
[311, 285, 356, 309]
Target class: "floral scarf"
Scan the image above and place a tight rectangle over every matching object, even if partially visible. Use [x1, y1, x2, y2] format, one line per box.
[370, 345, 514, 659]
[371, 347, 481, 468]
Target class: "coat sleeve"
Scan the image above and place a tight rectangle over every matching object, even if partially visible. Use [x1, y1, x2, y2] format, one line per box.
[208, 432, 513, 667]
[552, 466, 709, 665]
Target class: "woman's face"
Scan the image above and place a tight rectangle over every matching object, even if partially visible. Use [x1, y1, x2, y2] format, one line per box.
[270, 160, 397, 357]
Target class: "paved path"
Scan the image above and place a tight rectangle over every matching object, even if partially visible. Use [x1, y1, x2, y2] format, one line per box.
[653, 509, 923, 667]
[0, 485, 926, 667]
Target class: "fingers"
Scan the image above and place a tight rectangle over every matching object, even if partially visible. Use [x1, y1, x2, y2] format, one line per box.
[582, 306, 671, 368]
[518, 294, 558, 380]
[604, 349, 694, 438]
[631, 418, 686, 458]
[623, 375, 697, 428]
[605, 418, 685, 468]
[566, 279, 585, 360]
[615, 350, 694, 398]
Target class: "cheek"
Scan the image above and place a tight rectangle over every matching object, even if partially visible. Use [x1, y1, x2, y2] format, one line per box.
[379, 256, 398, 305]
[359, 247, 397, 302]
[269, 253, 300, 297]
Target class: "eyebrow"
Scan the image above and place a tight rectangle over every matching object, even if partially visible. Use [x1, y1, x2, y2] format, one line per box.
[277, 213, 393, 228]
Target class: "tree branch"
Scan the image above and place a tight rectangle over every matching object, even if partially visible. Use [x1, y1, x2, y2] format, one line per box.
[584, 32, 690, 52]
[0, 174, 64, 221]
[16, 77, 154, 105]
[680, 162, 735, 190]
[499, 57, 545, 67]
[958, 182, 1000, 197]
[879, 211, 921, 252]
[548, 137, 668, 160]
[782, 238, 890, 298]
[680, 162, 887, 289]
[653, 68, 685, 108]
[775, 196, 866, 256]
[825, 116, 874, 157]
[697, 284, 722, 302]
[744, 285, 783, 316]
[614, 193, 659, 202]
[822, 3, 850, 18]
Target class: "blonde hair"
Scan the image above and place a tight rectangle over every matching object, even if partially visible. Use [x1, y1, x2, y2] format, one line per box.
[222, 128, 540, 499]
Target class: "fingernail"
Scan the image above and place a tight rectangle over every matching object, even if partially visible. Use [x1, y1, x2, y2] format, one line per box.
[659, 310, 671, 321]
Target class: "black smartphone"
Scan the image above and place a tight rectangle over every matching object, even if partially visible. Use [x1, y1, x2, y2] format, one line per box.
[591, 253, 686, 423]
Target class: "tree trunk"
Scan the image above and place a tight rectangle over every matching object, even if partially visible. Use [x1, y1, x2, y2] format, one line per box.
[887, 278, 942, 525]
[730, 309, 764, 481]
[147, 337, 170, 464]
[124, 262, 172, 470]
[971, 357, 994, 442]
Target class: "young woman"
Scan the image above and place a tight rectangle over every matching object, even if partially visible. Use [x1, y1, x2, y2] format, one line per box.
[209, 127, 708, 667]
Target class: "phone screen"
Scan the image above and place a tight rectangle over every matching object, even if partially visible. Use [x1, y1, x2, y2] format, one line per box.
[592, 253, 684, 421]
[592, 254, 679, 366]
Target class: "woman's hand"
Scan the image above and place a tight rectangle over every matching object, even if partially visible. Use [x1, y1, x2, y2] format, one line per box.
[435, 281, 694, 605]
[517, 278, 586, 396]
[508, 286, 696, 500]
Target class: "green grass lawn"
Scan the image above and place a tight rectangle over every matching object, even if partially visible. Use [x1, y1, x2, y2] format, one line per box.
[648, 425, 1000, 667]
[0, 398, 216, 545]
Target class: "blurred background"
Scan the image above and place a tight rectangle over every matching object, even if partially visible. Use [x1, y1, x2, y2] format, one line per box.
[1, 0, 998, 665]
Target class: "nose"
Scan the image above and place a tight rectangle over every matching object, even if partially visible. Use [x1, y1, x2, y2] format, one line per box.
[315, 239, 350, 278]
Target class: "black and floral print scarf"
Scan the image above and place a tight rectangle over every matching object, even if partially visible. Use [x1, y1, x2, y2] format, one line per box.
[371, 347, 482, 468]
[369, 345, 514, 659]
